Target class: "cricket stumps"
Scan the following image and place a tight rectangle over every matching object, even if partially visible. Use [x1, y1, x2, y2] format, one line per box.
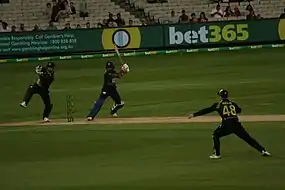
[66, 94, 74, 122]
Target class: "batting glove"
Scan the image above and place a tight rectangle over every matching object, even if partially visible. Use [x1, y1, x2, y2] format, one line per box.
[121, 63, 130, 73]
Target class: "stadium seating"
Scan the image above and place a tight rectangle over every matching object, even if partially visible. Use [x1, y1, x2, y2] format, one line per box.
[133, 0, 285, 22]
[0, 0, 140, 30]
[0, 0, 284, 31]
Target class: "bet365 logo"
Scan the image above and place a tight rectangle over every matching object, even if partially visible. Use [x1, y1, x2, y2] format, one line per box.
[169, 24, 249, 44]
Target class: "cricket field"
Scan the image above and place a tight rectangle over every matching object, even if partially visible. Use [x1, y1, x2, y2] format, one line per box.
[0, 48, 285, 190]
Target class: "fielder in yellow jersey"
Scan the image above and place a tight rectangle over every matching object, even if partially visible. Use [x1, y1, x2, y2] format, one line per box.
[189, 89, 271, 159]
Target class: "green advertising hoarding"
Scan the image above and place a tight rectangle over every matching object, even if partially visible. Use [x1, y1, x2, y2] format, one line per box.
[164, 19, 284, 47]
[0, 26, 163, 57]
[0, 29, 102, 56]
[0, 19, 285, 58]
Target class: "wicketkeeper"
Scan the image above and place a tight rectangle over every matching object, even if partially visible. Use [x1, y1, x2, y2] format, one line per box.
[20, 62, 55, 122]
[87, 61, 130, 120]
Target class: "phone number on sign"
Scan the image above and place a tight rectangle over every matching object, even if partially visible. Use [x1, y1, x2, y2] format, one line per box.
[51, 39, 77, 44]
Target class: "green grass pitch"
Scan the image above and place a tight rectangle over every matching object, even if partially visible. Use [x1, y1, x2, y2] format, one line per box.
[0, 48, 285, 189]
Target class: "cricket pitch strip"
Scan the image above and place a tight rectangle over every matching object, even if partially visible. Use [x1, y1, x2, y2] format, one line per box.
[1, 115, 285, 127]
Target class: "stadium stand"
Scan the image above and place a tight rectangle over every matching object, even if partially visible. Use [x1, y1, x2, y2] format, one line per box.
[0, 0, 285, 31]
[0, 0, 141, 31]
[132, 0, 285, 23]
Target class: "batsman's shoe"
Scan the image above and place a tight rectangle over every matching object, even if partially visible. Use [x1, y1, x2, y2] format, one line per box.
[20, 101, 27, 108]
[209, 154, 221, 159]
[87, 117, 93, 121]
[43, 117, 50, 122]
[111, 113, 118, 117]
[262, 150, 271, 157]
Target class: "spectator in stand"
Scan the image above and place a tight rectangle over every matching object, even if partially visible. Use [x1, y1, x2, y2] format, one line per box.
[46, 21, 58, 30]
[0, 21, 5, 32]
[246, 9, 256, 20]
[189, 13, 198, 22]
[179, 10, 189, 23]
[115, 13, 125, 27]
[280, 8, 285, 19]
[57, 0, 66, 11]
[86, 22, 91, 28]
[151, 20, 157, 25]
[128, 19, 134, 26]
[56, 0, 70, 21]
[76, 24, 81, 28]
[11, 25, 16, 32]
[224, 5, 234, 17]
[169, 10, 177, 24]
[79, 0, 89, 19]
[97, 22, 104, 28]
[108, 20, 117, 27]
[0, 22, 10, 32]
[103, 19, 109, 27]
[234, 5, 241, 17]
[198, 12, 208, 22]
[211, 4, 223, 19]
[65, 0, 72, 15]
[107, 13, 115, 24]
[32, 25, 40, 31]
[256, 14, 263, 19]
[51, 0, 60, 22]
[70, 2, 76, 15]
[64, 23, 71, 29]
[141, 19, 147, 26]
[245, 1, 254, 12]
[19, 23, 25, 32]
[44, 3, 53, 20]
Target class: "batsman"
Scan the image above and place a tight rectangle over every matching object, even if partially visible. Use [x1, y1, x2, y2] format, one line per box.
[20, 62, 55, 122]
[87, 61, 130, 121]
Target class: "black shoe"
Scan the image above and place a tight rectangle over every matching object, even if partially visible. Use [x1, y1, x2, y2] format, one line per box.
[262, 150, 271, 156]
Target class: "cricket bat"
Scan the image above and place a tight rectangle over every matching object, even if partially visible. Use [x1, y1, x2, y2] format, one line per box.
[114, 44, 124, 65]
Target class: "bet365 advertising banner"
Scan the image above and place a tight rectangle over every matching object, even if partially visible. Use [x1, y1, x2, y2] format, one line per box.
[165, 19, 285, 47]
[0, 18, 284, 58]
